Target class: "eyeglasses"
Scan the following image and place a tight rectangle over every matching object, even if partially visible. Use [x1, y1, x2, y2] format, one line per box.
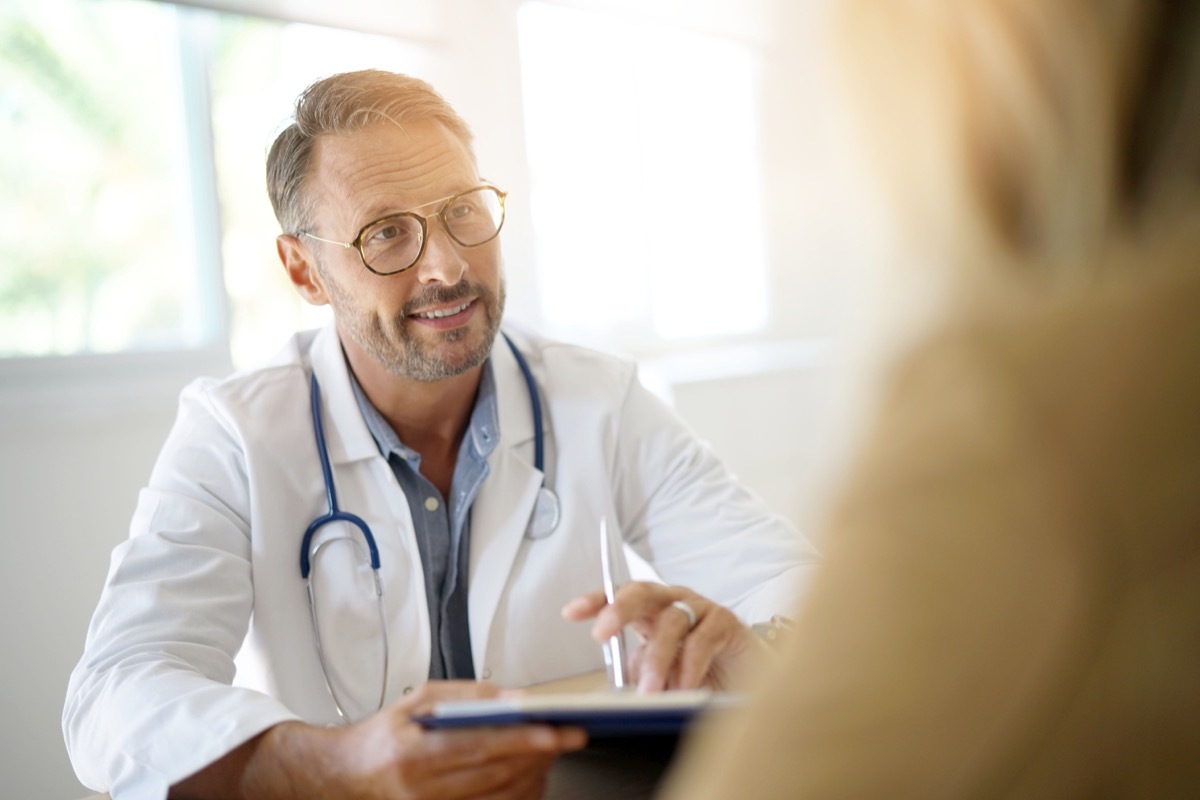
[299, 184, 507, 276]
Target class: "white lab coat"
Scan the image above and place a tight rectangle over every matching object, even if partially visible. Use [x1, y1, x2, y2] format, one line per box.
[63, 323, 817, 799]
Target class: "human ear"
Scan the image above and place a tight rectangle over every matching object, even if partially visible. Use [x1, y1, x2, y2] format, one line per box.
[276, 234, 330, 306]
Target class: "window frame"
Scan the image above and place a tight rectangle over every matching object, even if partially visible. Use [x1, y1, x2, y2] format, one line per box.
[0, 0, 231, 379]
[0, 2, 232, 410]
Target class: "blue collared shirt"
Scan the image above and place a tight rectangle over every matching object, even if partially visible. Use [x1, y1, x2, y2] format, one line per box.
[349, 362, 498, 680]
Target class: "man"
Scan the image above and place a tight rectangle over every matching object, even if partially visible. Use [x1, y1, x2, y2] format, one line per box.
[63, 70, 815, 799]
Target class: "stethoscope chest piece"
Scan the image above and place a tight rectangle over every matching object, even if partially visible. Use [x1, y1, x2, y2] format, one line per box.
[502, 331, 560, 541]
[526, 486, 560, 540]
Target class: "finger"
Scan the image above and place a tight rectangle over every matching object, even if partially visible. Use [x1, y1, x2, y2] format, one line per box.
[672, 617, 721, 690]
[500, 770, 549, 800]
[635, 599, 695, 693]
[564, 582, 673, 639]
[674, 606, 751, 690]
[590, 581, 679, 640]
[490, 765, 551, 800]
[560, 588, 608, 621]
[417, 751, 558, 799]
[424, 724, 586, 773]
[471, 753, 557, 800]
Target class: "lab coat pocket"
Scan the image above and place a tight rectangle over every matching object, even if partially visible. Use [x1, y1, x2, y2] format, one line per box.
[305, 520, 389, 722]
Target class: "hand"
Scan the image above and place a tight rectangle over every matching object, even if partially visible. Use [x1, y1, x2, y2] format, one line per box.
[561, 583, 756, 694]
[173, 681, 586, 800]
[322, 681, 586, 799]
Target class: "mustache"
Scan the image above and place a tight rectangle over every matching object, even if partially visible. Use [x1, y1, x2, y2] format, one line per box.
[401, 281, 480, 316]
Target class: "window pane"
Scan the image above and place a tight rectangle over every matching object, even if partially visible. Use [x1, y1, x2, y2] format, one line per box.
[517, 1, 770, 346]
[0, 0, 215, 357]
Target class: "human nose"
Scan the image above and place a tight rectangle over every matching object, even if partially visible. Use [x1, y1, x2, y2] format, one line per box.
[412, 218, 468, 285]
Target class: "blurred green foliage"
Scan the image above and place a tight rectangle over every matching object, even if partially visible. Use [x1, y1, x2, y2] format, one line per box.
[0, 0, 191, 356]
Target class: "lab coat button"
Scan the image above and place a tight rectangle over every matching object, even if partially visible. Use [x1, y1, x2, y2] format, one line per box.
[424, 496, 440, 512]
[403, 686, 413, 695]
[482, 668, 492, 680]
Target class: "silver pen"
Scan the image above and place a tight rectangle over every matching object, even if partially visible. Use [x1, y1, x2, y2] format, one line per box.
[599, 516, 630, 689]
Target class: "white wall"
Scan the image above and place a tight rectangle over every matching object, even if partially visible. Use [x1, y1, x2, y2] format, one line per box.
[0, 358, 228, 798]
[0, 1, 889, 796]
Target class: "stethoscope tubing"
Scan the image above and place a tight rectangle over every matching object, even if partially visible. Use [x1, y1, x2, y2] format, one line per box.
[298, 331, 556, 721]
[502, 331, 544, 474]
[300, 372, 380, 579]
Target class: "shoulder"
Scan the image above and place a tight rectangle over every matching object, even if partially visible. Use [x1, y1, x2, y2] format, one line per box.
[177, 329, 320, 429]
[502, 325, 640, 396]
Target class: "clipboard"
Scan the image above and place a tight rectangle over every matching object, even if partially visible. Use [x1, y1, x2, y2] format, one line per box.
[414, 690, 740, 737]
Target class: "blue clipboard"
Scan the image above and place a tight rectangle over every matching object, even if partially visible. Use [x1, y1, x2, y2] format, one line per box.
[414, 690, 740, 737]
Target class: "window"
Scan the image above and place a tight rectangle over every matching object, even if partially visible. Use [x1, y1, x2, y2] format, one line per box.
[0, 0, 432, 368]
[0, 0, 218, 358]
[517, 2, 770, 349]
[4, 0, 779, 371]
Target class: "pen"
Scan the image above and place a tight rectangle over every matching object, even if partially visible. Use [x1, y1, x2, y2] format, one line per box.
[599, 516, 630, 689]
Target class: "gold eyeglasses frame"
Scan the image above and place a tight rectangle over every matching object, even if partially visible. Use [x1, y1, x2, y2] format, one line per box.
[297, 183, 507, 276]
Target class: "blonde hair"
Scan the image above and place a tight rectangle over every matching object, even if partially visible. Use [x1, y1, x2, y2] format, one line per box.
[839, 0, 1200, 282]
[266, 70, 474, 235]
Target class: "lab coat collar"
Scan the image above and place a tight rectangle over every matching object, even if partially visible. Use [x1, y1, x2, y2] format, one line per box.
[470, 328, 546, 673]
[488, 329, 537, 452]
[308, 321, 548, 673]
[308, 324, 380, 466]
[308, 322, 540, 467]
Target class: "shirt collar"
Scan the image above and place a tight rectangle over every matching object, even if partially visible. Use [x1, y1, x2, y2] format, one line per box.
[348, 359, 500, 466]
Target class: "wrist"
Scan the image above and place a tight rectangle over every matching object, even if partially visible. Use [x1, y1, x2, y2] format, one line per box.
[171, 721, 339, 800]
[242, 720, 345, 799]
[170, 723, 309, 800]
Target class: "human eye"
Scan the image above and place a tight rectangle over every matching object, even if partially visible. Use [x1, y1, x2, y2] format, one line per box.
[445, 199, 477, 221]
[365, 217, 417, 246]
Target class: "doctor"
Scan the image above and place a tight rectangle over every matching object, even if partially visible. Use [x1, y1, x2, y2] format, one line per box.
[64, 69, 816, 800]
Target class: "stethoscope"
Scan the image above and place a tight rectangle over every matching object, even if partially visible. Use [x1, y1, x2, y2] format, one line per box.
[299, 332, 559, 721]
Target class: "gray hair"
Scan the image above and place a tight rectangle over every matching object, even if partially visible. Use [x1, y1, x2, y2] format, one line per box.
[266, 69, 474, 234]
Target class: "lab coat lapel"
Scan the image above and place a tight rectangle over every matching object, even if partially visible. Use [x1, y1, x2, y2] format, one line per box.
[468, 333, 543, 673]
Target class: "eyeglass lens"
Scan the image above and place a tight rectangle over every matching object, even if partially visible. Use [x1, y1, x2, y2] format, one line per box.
[360, 186, 504, 274]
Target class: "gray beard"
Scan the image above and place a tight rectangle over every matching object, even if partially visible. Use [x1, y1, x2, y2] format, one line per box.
[321, 261, 506, 382]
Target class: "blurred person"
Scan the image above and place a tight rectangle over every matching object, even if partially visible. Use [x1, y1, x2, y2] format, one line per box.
[660, 0, 1200, 797]
[62, 70, 817, 800]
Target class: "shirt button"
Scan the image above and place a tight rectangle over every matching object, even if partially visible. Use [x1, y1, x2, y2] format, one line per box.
[424, 496, 440, 512]
[481, 668, 492, 680]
